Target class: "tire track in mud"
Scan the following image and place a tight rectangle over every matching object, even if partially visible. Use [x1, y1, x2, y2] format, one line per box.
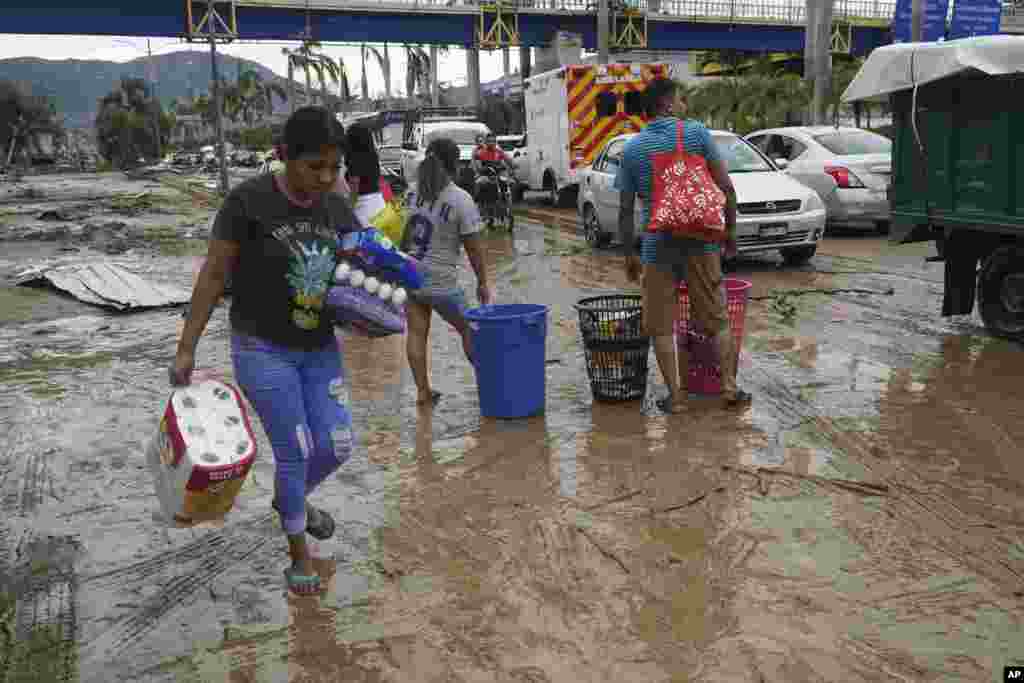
[1, 535, 81, 683]
[744, 363, 1024, 592]
[79, 516, 274, 669]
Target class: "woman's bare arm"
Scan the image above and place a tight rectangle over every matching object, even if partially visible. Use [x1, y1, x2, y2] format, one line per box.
[177, 239, 239, 355]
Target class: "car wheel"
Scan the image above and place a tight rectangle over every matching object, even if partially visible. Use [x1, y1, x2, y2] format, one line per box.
[875, 220, 891, 236]
[547, 177, 559, 206]
[582, 204, 601, 245]
[977, 245, 1024, 340]
[780, 245, 817, 266]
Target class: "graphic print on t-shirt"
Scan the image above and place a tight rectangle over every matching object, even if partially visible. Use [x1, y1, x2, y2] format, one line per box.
[404, 191, 453, 261]
[273, 220, 338, 330]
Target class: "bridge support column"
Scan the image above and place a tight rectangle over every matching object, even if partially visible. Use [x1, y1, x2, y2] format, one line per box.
[467, 47, 482, 112]
[597, 0, 610, 64]
[805, 0, 833, 125]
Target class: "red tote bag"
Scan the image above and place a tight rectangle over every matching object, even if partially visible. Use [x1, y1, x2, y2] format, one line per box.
[646, 121, 728, 242]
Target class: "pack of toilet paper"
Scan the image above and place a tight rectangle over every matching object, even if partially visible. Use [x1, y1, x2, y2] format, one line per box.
[146, 379, 256, 527]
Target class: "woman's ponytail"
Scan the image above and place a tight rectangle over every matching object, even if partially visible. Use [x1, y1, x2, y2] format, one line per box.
[417, 137, 460, 204]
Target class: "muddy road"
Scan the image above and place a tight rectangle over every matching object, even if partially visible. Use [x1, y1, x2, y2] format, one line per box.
[2, 175, 1024, 682]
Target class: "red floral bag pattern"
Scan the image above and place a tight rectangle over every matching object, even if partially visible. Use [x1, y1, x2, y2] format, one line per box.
[646, 121, 727, 242]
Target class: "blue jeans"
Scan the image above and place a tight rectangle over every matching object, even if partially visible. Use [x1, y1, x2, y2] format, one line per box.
[231, 332, 355, 536]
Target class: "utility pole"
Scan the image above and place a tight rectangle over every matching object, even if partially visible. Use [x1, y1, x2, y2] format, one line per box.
[148, 39, 161, 161]
[911, 0, 925, 41]
[597, 0, 611, 64]
[467, 46, 482, 112]
[209, 37, 229, 195]
[430, 45, 440, 106]
[804, 0, 833, 125]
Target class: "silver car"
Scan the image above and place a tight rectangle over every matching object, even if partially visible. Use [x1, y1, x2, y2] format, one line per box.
[577, 130, 827, 266]
[745, 126, 893, 233]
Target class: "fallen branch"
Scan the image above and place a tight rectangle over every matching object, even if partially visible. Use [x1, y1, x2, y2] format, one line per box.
[652, 486, 726, 514]
[585, 488, 644, 511]
[577, 528, 630, 574]
[722, 464, 889, 497]
[750, 287, 895, 301]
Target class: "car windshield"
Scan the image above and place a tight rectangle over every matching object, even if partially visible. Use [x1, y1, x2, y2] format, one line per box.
[813, 130, 892, 155]
[425, 127, 489, 146]
[712, 134, 774, 172]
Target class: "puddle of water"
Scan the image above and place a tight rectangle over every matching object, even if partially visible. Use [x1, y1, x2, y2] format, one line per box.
[6, 211, 1024, 681]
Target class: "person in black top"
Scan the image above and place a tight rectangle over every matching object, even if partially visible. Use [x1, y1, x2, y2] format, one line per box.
[170, 107, 361, 596]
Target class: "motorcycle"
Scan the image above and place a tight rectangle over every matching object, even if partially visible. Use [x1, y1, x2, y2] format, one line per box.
[474, 161, 515, 232]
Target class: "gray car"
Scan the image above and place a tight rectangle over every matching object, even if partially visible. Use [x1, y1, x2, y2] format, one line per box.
[745, 126, 892, 233]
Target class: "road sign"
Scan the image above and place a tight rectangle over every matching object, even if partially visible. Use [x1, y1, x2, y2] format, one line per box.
[949, 0, 1003, 39]
[893, 0, 952, 42]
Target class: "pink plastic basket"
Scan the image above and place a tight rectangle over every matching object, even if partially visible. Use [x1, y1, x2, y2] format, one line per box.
[674, 278, 752, 394]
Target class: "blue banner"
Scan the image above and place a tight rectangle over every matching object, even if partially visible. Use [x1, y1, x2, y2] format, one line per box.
[949, 0, 1003, 39]
[893, 0, 952, 42]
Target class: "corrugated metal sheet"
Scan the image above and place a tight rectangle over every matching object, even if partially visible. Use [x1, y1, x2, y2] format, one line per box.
[15, 262, 190, 311]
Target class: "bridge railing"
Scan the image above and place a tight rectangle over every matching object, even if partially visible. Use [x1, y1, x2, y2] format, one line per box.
[278, 0, 1021, 29]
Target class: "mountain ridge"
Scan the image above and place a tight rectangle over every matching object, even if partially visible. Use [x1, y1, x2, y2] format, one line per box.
[0, 50, 291, 129]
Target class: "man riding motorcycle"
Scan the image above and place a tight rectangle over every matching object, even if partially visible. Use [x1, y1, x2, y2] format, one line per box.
[472, 134, 515, 228]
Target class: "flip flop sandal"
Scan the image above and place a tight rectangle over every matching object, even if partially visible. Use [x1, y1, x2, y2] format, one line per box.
[283, 567, 322, 596]
[656, 396, 688, 415]
[271, 501, 336, 540]
[724, 390, 753, 409]
[305, 505, 336, 541]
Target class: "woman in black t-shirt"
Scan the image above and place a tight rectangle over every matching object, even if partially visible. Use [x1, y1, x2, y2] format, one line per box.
[170, 107, 361, 596]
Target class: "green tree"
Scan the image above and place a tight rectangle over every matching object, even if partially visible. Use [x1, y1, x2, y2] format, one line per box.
[0, 80, 62, 167]
[95, 77, 162, 167]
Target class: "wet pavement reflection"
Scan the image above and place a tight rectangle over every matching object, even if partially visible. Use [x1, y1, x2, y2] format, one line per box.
[2, 206, 1024, 681]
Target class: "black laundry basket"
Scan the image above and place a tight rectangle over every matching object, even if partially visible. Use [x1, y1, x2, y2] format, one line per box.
[575, 294, 650, 402]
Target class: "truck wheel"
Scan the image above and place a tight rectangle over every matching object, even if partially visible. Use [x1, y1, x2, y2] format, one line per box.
[934, 231, 946, 259]
[977, 245, 1024, 340]
[582, 204, 601, 246]
[781, 245, 817, 266]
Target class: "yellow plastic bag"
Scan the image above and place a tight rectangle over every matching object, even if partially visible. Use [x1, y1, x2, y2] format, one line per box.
[370, 201, 406, 246]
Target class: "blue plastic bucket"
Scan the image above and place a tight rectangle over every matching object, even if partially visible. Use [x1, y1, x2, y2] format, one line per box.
[464, 304, 549, 418]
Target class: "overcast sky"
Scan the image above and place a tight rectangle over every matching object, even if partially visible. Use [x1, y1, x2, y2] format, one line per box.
[0, 34, 516, 97]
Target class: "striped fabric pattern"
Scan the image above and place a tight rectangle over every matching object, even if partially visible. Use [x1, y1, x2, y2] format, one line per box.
[615, 117, 722, 261]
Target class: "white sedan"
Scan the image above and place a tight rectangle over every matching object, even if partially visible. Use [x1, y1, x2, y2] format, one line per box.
[577, 130, 828, 266]
[745, 126, 892, 233]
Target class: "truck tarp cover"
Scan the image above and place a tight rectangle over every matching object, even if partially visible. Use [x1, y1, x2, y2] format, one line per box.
[841, 35, 1024, 103]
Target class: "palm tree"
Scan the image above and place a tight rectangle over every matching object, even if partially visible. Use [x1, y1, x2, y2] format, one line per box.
[236, 69, 288, 125]
[364, 45, 392, 107]
[405, 45, 428, 104]
[282, 46, 312, 112]
[312, 52, 341, 110]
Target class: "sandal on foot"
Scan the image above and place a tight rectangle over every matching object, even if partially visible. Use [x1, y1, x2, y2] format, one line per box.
[656, 396, 687, 415]
[305, 505, 336, 541]
[284, 567, 322, 596]
[416, 390, 442, 406]
[724, 389, 753, 409]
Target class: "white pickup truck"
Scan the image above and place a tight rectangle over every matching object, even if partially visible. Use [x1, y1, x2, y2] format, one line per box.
[400, 120, 492, 183]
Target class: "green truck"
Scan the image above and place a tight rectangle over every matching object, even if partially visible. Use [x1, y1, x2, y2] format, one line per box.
[843, 36, 1024, 340]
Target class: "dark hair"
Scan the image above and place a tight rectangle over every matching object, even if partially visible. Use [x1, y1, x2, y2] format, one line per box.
[283, 106, 346, 161]
[417, 137, 459, 204]
[644, 78, 678, 117]
[345, 122, 380, 182]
